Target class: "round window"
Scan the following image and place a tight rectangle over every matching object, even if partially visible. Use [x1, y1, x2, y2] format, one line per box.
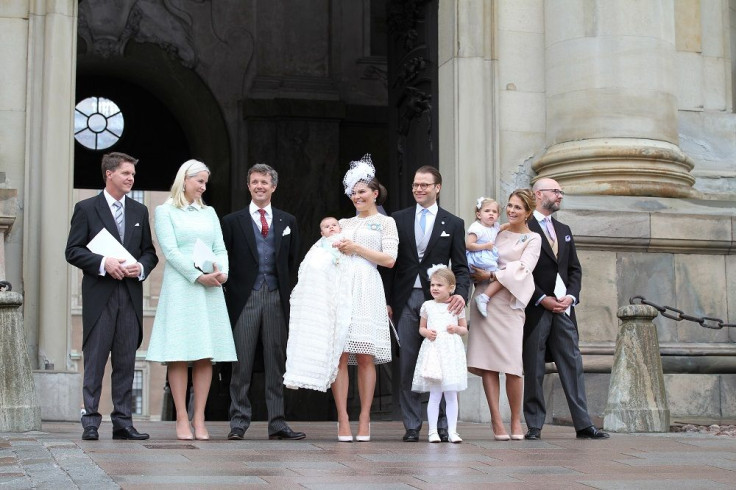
[74, 97, 124, 150]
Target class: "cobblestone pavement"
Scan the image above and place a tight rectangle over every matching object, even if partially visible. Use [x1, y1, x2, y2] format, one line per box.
[2, 421, 736, 489]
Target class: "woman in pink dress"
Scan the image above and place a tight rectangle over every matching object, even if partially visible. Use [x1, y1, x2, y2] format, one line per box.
[466, 188, 541, 440]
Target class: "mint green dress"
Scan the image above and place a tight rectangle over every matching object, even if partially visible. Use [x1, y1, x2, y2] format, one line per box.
[146, 201, 237, 362]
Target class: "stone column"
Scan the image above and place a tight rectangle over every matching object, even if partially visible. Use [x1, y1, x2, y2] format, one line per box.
[0, 189, 17, 280]
[23, 1, 77, 370]
[534, 0, 695, 197]
[438, 0, 496, 213]
[604, 304, 670, 432]
[0, 291, 42, 431]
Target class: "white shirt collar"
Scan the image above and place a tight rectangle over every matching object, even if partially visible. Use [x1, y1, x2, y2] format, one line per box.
[533, 210, 551, 222]
[103, 189, 125, 208]
[250, 201, 272, 216]
[416, 202, 438, 216]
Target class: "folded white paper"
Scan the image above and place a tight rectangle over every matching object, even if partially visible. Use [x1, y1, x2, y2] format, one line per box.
[87, 228, 136, 266]
[193, 238, 218, 273]
[554, 273, 571, 315]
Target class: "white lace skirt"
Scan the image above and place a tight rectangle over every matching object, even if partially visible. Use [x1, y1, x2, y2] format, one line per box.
[343, 258, 392, 365]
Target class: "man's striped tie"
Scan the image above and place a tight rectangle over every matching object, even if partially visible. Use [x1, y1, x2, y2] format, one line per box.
[113, 200, 124, 241]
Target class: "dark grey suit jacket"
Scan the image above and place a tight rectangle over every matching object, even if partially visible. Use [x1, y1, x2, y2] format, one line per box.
[382, 205, 470, 321]
[65, 193, 158, 348]
[221, 206, 299, 325]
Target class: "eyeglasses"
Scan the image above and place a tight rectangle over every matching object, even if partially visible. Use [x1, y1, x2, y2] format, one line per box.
[538, 188, 565, 196]
[411, 183, 436, 191]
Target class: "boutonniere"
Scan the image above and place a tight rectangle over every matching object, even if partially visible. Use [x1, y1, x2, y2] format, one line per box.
[565, 235, 571, 242]
[368, 222, 382, 231]
[282, 226, 291, 236]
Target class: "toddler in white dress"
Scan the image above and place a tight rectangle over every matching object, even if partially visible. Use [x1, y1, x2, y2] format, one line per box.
[411, 265, 468, 443]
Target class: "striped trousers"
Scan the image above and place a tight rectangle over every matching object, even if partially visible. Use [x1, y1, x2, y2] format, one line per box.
[229, 287, 289, 435]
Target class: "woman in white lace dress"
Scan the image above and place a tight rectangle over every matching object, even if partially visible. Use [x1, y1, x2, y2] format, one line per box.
[332, 155, 398, 442]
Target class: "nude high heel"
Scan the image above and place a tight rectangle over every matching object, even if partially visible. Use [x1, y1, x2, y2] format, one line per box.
[176, 419, 193, 441]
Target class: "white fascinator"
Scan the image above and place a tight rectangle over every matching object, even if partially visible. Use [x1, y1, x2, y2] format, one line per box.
[427, 263, 449, 278]
[343, 154, 375, 196]
[475, 197, 485, 210]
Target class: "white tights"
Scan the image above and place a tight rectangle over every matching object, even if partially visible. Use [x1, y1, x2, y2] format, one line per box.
[427, 388, 458, 433]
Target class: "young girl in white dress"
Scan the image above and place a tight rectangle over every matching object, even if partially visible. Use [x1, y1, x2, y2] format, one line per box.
[411, 265, 468, 443]
[466, 197, 502, 318]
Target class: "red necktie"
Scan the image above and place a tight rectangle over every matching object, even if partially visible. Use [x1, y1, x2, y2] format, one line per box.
[258, 208, 269, 237]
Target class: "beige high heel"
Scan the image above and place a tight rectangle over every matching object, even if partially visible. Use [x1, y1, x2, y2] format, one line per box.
[176, 419, 193, 441]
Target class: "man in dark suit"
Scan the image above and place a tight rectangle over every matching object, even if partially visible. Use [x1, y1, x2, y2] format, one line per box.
[383, 165, 470, 442]
[522, 178, 609, 440]
[65, 152, 158, 441]
[222, 163, 305, 441]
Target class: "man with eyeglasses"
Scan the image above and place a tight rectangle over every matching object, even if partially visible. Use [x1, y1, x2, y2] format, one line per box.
[382, 166, 470, 442]
[522, 178, 609, 440]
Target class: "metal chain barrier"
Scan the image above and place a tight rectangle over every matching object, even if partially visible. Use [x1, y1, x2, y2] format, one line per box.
[630, 295, 736, 330]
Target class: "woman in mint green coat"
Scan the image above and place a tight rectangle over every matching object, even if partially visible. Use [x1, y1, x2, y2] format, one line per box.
[147, 160, 236, 440]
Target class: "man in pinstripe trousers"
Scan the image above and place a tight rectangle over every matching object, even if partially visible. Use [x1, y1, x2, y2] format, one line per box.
[66, 152, 158, 441]
[522, 178, 608, 441]
[221, 164, 305, 441]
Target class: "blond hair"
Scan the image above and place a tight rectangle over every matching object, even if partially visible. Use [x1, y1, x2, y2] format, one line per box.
[474, 197, 500, 219]
[169, 159, 210, 208]
[429, 267, 457, 293]
[508, 188, 536, 222]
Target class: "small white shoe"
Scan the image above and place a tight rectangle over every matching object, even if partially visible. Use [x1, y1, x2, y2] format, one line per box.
[448, 432, 463, 443]
[475, 294, 489, 318]
[428, 430, 441, 443]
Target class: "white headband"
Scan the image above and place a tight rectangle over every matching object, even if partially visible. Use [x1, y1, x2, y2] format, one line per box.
[343, 154, 375, 196]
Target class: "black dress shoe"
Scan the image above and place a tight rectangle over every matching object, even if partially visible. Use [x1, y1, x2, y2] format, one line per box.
[112, 426, 149, 440]
[576, 426, 610, 439]
[524, 427, 541, 440]
[268, 427, 306, 440]
[82, 426, 99, 441]
[437, 428, 449, 442]
[228, 427, 246, 440]
[402, 429, 419, 442]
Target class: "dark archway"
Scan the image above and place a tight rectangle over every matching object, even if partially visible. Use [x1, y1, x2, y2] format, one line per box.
[74, 76, 190, 190]
[76, 42, 232, 214]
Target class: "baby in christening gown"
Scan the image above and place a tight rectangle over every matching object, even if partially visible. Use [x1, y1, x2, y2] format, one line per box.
[283, 217, 354, 391]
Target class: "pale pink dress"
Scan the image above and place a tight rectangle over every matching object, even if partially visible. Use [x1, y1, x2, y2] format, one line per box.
[466, 230, 541, 377]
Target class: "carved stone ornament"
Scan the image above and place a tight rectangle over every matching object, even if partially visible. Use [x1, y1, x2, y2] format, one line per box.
[387, 0, 430, 51]
[78, 0, 197, 68]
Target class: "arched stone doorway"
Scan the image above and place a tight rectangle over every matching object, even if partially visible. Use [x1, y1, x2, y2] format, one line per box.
[75, 43, 232, 212]
[71, 0, 441, 424]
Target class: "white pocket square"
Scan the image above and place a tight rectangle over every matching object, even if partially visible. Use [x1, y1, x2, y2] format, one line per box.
[134, 223, 140, 227]
[440, 231, 450, 237]
[282, 226, 291, 236]
[565, 235, 571, 242]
